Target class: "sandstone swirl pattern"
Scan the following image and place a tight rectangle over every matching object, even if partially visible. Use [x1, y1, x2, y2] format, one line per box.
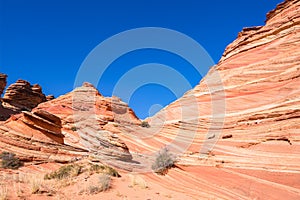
[128, 0, 300, 199]
[0, 0, 299, 199]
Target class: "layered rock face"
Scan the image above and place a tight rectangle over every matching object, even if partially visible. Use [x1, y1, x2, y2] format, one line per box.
[128, 0, 300, 199]
[36, 83, 140, 162]
[2, 80, 46, 111]
[0, 83, 140, 164]
[0, 1, 300, 199]
[0, 110, 85, 163]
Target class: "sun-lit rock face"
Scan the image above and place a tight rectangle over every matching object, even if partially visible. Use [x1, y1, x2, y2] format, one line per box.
[2, 80, 46, 112]
[149, 0, 300, 157]
[0, 82, 140, 164]
[0, 1, 300, 199]
[125, 0, 299, 199]
[36, 83, 141, 162]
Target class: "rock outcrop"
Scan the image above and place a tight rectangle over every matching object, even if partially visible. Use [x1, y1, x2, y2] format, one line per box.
[46, 94, 55, 101]
[0, 111, 85, 163]
[0, 73, 15, 121]
[36, 83, 140, 162]
[2, 80, 46, 112]
[0, 83, 140, 164]
[0, 73, 7, 96]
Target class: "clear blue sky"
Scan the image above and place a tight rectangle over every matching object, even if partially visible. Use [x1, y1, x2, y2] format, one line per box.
[0, 0, 283, 119]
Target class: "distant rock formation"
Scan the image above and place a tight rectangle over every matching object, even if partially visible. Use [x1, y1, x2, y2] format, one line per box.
[46, 94, 55, 101]
[0, 73, 7, 96]
[0, 73, 16, 121]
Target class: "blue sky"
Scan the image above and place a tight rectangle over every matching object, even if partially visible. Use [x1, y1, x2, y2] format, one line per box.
[0, 0, 283, 119]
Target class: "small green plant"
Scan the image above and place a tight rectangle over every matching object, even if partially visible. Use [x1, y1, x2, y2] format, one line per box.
[0, 152, 22, 169]
[71, 126, 77, 131]
[141, 121, 150, 128]
[89, 164, 120, 177]
[151, 148, 175, 175]
[44, 164, 82, 180]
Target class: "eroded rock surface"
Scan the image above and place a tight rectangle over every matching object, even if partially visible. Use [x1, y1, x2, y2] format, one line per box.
[116, 1, 300, 199]
[2, 80, 46, 112]
[0, 1, 299, 199]
[0, 83, 139, 164]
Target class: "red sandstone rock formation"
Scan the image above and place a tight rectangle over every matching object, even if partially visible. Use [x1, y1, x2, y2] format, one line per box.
[0, 1, 300, 199]
[0, 83, 140, 165]
[46, 94, 55, 101]
[0, 73, 16, 121]
[2, 80, 46, 112]
[127, 0, 299, 199]
[0, 73, 7, 96]
[36, 83, 140, 162]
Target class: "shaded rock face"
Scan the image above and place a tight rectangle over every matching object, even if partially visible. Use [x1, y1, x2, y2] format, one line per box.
[0, 73, 15, 121]
[0, 73, 7, 96]
[2, 80, 46, 111]
[46, 95, 55, 101]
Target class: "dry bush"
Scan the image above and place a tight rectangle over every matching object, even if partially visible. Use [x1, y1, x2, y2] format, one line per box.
[89, 164, 120, 177]
[151, 148, 175, 175]
[129, 174, 148, 189]
[0, 186, 8, 200]
[0, 152, 22, 169]
[87, 185, 101, 195]
[44, 164, 82, 180]
[29, 175, 44, 194]
[85, 174, 111, 195]
[98, 174, 111, 191]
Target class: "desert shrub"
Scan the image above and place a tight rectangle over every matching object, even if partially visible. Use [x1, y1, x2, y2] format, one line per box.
[129, 174, 148, 189]
[44, 164, 82, 180]
[85, 174, 111, 194]
[86, 174, 111, 195]
[98, 174, 111, 191]
[0, 152, 22, 169]
[88, 185, 101, 194]
[141, 121, 150, 128]
[29, 176, 43, 194]
[151, 148, 175, 175]
[0, 185, 8, 200]
[89, 164, 120, 177]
